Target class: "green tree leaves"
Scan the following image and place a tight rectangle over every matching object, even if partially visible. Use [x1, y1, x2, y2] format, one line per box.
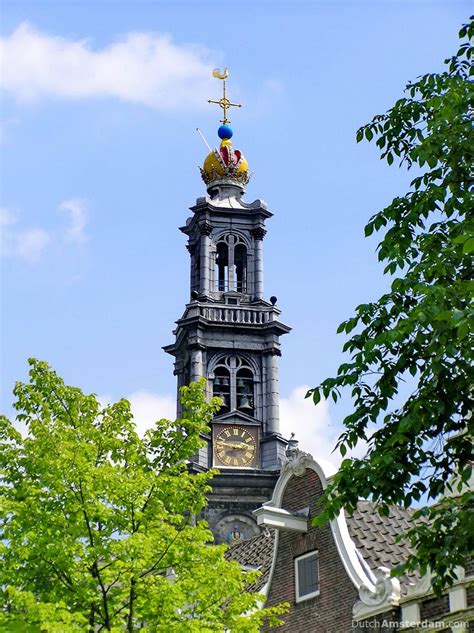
[0, 359, 287, 631]
[308, 18, 473, 594]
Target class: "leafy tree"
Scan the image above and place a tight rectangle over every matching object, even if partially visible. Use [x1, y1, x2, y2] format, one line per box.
[0, 359, 287, 632]
[308, 19, 473, 594]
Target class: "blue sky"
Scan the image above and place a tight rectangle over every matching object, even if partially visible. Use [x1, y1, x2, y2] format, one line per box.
[0, 1, 469, 462]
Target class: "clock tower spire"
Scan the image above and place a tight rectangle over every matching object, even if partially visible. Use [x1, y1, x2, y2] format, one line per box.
[164, 70, 291, 543]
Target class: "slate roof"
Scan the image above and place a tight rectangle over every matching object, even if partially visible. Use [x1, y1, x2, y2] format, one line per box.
[225, 529, 275, 592]
[225, 501, 418, 594]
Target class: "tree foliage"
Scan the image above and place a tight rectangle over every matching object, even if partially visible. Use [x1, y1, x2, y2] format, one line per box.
[308, 19, 473, 594]
[0, 359, 287, 631]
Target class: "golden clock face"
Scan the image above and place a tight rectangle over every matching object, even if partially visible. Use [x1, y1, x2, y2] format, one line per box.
[214, 425, 258, 468]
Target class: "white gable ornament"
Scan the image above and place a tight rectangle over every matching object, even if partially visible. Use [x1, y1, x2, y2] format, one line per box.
[281, 449, 314, 477]
[353, 566, 401, 620]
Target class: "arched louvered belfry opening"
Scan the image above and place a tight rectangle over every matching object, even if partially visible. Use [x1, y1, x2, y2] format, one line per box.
[213, 366, 231, 413]
[215, 241, 229, 291]
[234, 243, 247, 293]
[236, 367, 255, 417]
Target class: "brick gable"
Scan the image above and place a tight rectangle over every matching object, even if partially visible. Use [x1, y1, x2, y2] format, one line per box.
[264, 469, 358, 632]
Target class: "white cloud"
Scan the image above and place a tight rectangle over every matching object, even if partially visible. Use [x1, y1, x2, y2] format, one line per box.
[1, 208, 51, 261]
[0, 207, 16, 227]
[0, 23, 216, 110]
[280, 385, 369, 468]
[127, 390, 176, 436]
[15, 227, 51, 261]
[97, 390, 175, 436]
[280, 385, 343, 468]
[1, 199, 88, 262]
[60, 198, 87, 244]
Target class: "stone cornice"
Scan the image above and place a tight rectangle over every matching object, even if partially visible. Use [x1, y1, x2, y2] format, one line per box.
[262, 348, 282, 357]
[187, 342, 207, 351]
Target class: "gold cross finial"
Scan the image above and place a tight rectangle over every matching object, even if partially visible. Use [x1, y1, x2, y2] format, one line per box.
[208, 68, 242, 125]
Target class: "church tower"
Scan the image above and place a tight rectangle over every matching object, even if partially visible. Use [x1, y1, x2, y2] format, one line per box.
[164, 71, 291, 543]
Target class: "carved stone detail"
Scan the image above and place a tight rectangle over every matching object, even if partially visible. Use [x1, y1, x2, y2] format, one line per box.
[354, 567, 401, 617]
[199, 222, 213, 236]
[405, 572, 432, 598]
[263, 348, 282, 357]
[186, 243, 196, 255]
[250, 227, 267, 241]
[281, 449, 314, 477]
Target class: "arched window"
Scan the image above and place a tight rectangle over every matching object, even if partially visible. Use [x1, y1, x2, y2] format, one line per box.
[236, 367, 254, 416]
[234, 244, 247, 293]
[215, 242, 229, 291]
[213, 366, 230, 413]
[214, 234, 248, 293]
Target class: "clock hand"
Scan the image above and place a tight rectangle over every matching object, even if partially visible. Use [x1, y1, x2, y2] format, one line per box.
[216, 440, 249, 450]
[216, 441, 239, 450]
[222, 442, 240, 450]
[228, 441, 251, 450]
[233, 441, 251, 450]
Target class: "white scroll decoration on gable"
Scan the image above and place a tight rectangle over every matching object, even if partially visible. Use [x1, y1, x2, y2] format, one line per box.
[353, 566, 401, 619]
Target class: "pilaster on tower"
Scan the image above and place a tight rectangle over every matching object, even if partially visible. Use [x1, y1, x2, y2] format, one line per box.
[163, 70, 291, 543]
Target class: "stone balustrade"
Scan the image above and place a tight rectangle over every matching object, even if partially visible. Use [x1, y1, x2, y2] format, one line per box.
[199, 305, 275, 325]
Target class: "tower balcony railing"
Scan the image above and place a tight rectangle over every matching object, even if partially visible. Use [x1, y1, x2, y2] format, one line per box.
[199, 305, 276, 325]
[215, 281, 247, 292]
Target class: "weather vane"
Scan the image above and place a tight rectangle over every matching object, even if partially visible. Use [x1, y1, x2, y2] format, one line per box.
[208, 68, 242, 125]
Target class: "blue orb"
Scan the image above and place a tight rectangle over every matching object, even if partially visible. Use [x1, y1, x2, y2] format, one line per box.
[218, 124, 233, 140]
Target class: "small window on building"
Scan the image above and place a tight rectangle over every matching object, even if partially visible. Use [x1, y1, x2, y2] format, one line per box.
[295, 551, 319, 602]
